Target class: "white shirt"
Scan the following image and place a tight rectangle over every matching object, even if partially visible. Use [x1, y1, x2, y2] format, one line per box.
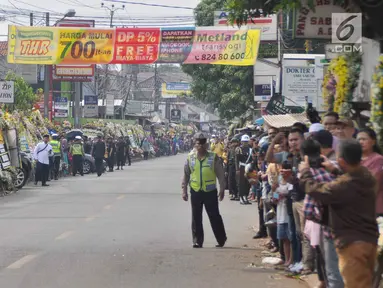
[33, 142, 53, 165]
[276, 183, 293, 224]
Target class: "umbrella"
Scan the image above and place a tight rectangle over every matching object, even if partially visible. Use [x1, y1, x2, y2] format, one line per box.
[66, 129, 83, 140]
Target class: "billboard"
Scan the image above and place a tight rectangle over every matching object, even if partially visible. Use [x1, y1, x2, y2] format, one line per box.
[52, 19, 95, 82]
[161, 82, 191, 98]
[214, 11, 277, 41]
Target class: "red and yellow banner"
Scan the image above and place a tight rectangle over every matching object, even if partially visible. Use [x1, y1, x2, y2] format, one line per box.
[7, 25, 260, 66]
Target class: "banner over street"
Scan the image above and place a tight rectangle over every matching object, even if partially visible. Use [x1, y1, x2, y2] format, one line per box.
[7, 26, 260, 66]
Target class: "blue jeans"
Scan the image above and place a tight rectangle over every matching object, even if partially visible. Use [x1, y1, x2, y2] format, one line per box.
[288, 214, 302, 263]
[323, 237, 344, 288]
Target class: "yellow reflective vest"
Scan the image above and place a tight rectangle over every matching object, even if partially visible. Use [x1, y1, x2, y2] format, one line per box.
[188, 151, 217, 192]
[50, 140, 61, 154]
[71, 143, 83, 156]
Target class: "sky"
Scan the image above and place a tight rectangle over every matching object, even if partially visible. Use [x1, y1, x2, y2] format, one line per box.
[0, 0, 201, 40]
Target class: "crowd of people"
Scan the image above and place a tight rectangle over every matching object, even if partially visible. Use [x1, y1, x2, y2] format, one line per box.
[229, 113, 383, 288]
[183, 112, 383, 288]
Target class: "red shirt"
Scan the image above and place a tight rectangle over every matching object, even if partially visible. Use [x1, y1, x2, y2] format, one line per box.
[362, 152, 383, 214]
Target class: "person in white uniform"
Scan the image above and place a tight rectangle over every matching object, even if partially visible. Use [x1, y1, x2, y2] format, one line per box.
[33, 134, 53, 186]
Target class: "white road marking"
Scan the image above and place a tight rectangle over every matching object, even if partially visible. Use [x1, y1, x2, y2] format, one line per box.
[103, 205, 112, 210]
[55, 231, 74, 240]
[7, 254, 38, 269]
[85, 216, 95, 222]
[116, 195, 125, 200]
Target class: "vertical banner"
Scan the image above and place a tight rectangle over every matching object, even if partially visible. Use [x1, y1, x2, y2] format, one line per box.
[84, 95, 98, 118]
[106, 94, 114, 116]
[54, 82, 70, 118]
[54, 97, 69, 117]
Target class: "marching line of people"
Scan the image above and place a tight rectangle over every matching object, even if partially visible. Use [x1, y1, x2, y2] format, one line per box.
[32, 133, 135, 186]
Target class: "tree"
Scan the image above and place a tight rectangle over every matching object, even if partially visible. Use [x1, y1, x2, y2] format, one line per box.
[5, 72, 38, 112]
[181, 0, 254, 119]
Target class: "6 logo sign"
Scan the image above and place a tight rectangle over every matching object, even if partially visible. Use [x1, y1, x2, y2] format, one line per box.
[332, 13, 362, 44]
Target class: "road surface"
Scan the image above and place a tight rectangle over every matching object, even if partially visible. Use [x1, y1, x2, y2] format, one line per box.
[0, 155, 305, 288]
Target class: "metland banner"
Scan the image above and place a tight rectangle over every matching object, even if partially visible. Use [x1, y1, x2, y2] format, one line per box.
[7, 26, 260, 66]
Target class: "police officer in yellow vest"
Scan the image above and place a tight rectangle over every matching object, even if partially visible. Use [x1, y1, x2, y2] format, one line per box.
[50, 134, 62, 180]
[70, 136, 85, 176]
[182, 132, 227, 248]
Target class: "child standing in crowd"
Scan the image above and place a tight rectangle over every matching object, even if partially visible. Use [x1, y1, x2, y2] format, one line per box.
[300, 139, 378, 288]
[272, 161, 295, 267]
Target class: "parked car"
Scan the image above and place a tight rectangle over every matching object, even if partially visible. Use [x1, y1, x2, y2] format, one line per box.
[15, 151, 32, 189]
[82, 154, 106, 174]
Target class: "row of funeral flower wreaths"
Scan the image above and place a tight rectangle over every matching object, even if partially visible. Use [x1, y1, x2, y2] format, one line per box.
[371, 56, 383, 152]
[323, 53, 383, 151]
[322, 52, 362, 117]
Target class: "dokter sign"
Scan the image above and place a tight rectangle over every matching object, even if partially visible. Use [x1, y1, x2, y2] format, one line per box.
[282, 67, 317, 107]
[294, 0, 350, 39]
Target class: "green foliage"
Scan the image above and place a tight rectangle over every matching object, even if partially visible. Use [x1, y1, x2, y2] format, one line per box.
[5, 72, 38, 112]
[182, 0, 254, 119]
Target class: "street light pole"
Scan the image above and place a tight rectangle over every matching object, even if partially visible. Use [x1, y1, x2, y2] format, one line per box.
[43, 12, 50, 119]
[101, 2, 124, 119]
[43, 10, 76, 120]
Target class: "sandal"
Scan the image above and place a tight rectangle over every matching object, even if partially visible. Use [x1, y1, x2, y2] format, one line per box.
[300, 268, 313, 275]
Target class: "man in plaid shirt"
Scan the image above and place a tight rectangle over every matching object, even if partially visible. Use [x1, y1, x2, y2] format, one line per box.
[303, 130, 344, 288]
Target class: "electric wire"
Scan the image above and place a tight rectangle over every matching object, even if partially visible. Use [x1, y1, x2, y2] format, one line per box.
[102, 0, 194, 10]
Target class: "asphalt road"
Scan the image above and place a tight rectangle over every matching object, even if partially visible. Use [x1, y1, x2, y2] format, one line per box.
[0, 154, 305, 288]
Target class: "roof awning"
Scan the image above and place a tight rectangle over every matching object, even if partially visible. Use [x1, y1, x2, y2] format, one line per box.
[263, 114, 309, 129]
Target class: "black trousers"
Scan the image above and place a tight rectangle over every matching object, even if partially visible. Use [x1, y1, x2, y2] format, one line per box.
[190, 189, 227, 246]
[35, 161, 49, 185]
[238, 166, 250, 197]
[125, 150, 131, 165]
[143, 151, 149, 160]
[72, 155, 83, 176]
[228, 165, 238, 196]
[108, 156, 115, 170]
[53, 155, 61, 178]
[95, 158, 103, 176]
[257, 194, 267, 235]
[116, 154, 124, 167]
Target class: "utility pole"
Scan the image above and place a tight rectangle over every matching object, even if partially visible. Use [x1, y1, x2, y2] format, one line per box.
[29, 13, 33, 26]
[43, 12, 50, 119]
[121, 75, 133, 119]
[101, 2, 124, 119]
[154, 63, 160, 112]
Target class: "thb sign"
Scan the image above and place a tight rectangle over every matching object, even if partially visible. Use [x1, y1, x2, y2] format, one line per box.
[332, 13, 362, 53]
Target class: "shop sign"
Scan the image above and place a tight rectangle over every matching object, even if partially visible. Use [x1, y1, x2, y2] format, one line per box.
[282, 66, 317, 106]
[170, 109, 181, 121]
[214, 11, 277, 41]
[0, 81, 14, 103]
[294, 0, 351, 39]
